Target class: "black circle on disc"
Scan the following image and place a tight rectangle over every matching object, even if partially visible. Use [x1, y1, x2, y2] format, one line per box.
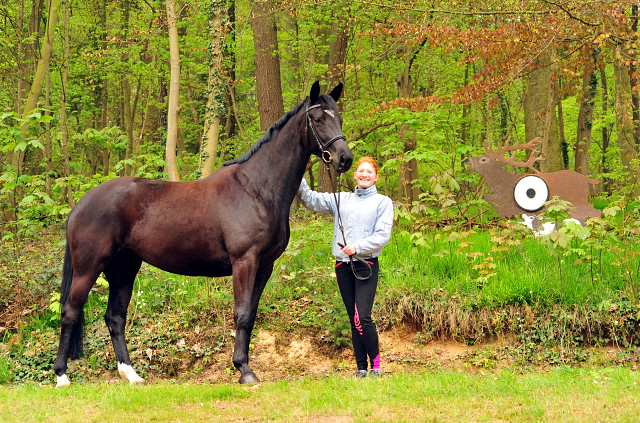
[526, 188, 536, 198]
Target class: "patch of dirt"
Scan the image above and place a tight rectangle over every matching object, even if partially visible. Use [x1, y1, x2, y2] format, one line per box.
[181, 326, 512, 384]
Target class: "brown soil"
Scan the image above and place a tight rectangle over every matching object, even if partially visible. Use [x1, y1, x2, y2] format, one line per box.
[162, 326, 520, 384]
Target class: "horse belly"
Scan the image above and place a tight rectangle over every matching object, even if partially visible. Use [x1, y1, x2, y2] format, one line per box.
[139, 248, 233, 278]
[127, 223, 232, 278]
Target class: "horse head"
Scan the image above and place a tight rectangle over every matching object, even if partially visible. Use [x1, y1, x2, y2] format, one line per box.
[305, 81, 353, 174]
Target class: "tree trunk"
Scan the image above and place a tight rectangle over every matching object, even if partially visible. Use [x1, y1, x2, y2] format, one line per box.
[17, 0, 57, 160]
[557, 86, 569, 170]
[100, 0, 110, 176]
[220, 0, 237, 164]
[327, 17, 348, 92]
[251, 0, 284, 132]
[600, 66, 611, 194]
[614, 62, 640, 196]
[396, 44, 424, 203]
[45, 69, 52, 197]
[631, 5, 639, 147]
[318, 15, 348, 193]
[524, 52, 561, 172]
[165, 0, 180, 182]
[4, 0, 58, 220]
[575, 54, 597, 176]
[285, 11, 301, 101]
[133, 89, 152, 176]
[460, 62, 471, 154]
[61, 0, 74, 208]
[122, 79, 135, 175]
[199, 0, 227, 178]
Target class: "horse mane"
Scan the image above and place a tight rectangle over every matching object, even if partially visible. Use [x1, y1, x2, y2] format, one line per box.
[223, 94, 336, 166]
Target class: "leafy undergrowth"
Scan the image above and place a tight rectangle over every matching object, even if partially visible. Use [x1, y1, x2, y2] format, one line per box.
[2, 200, 640, 385]
[3, 285, 640, 386]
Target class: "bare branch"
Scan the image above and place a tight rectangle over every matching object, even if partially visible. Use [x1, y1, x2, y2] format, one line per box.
[540, 0, 600, 27]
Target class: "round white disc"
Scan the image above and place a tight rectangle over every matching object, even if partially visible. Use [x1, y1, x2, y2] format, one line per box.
[513, 175, 549, 212]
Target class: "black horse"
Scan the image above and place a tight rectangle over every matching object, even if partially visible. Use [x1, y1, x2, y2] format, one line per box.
[54, 82, 353, 387]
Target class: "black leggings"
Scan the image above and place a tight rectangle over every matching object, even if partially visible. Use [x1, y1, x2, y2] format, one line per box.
[335, 257, 380, 371]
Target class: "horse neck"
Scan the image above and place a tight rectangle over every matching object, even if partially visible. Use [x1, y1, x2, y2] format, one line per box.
[238, 112, 310, 208]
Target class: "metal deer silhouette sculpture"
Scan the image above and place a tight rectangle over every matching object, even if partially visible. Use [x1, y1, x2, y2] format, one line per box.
[463, 137, 601, 222]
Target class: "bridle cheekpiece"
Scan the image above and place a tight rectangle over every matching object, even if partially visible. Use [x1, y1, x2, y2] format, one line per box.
[305, 104, 346, 164]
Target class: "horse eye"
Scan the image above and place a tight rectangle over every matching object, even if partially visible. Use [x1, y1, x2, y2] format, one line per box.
[314, 117, 322, 123]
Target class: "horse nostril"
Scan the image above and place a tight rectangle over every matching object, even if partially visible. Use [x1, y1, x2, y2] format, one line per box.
[340, 154, 353, 171]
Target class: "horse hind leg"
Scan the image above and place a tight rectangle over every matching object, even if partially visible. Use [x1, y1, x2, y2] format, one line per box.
[54, 272, 98, 388]
[103, 251, 144, 384]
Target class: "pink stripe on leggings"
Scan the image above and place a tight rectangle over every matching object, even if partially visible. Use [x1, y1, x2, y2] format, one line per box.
[335, 262, 344, 268]
[354, 303, 363, 335]
[373, 354, 380, 370]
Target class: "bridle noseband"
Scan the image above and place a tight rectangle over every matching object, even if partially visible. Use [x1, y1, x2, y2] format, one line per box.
[305, 104, 346, 164]
[304, 103, 372, 281]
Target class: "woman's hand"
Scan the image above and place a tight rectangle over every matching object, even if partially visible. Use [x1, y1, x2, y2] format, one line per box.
[341, 243, 357, 256]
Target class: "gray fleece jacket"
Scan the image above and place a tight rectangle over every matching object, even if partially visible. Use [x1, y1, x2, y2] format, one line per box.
[296, 178, 394, 261]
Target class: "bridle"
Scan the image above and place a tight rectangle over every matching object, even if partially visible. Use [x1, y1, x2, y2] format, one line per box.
[305, 103, 372, 281]
[305, 104, 346, 164]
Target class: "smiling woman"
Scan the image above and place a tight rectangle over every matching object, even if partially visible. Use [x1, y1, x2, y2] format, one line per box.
[296, 156, 393, 379]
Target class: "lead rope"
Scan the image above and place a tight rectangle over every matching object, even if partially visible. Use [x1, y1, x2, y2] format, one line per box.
[324, 161, 372, 281]
[305, 103, 371, 281]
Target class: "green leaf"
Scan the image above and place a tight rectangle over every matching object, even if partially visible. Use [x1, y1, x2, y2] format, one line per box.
[96, 277, 109, 287]
[603, 206, 621, 217]
[20, 195, 35, 205]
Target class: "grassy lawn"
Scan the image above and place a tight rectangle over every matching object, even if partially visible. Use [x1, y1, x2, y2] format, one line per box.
[1, 367, 639, 422]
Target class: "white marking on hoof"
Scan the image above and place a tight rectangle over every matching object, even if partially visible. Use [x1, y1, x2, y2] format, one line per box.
[56, 374, 71, 388]
[117, 362, 145, 385]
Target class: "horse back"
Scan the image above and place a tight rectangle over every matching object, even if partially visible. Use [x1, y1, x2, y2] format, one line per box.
[67, 174, 290, 277]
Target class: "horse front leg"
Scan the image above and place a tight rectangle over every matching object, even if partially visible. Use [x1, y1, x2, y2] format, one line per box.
[231, 260, 273, 384]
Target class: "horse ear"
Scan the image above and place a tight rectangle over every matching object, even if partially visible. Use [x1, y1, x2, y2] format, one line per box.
[329, 83, 343, 102]
[310, 81, 320, 103]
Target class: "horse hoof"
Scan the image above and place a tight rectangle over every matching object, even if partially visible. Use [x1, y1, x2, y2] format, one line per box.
[238, 372, 260, 384]
[118, 362, 145, 384]
[56, 374, 71, 388]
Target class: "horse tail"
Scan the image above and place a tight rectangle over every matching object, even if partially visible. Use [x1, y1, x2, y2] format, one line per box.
[60, 236, 84, 359]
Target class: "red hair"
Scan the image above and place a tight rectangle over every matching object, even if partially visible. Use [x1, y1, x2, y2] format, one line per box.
[355, 156, 379, 174]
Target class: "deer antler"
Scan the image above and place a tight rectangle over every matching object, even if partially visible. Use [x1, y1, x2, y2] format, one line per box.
[483, 137, 545, 174]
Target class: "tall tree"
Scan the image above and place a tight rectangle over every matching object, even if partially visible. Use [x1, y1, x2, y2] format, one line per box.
[99, 0, 110, 176]
[397, 43, 425, 204]
[199, 0, 228, 178]
[165, 0, 181, 182]
[523, 52, 561, 172]
[61, 0, 74, 207]
[614, 61, 640, 195]
[599, 66, 612, 194]
[575, 51, 597, 177]
[5, 0, 58, 220]
[251, 0, 284, 131]
[317, 13, 349, 193]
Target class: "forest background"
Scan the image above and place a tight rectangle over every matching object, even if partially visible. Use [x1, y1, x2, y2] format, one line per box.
[2, 0, 640, 385]
[3, 0, 640, 223]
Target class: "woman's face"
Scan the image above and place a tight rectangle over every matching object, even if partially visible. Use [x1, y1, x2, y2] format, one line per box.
[354, 162, 379, 189]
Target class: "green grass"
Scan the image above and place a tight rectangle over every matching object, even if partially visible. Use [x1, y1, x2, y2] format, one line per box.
[1, 367, 639, 422]
[3, 210, 640, 385]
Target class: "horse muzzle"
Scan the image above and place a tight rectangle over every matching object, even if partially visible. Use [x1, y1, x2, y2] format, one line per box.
[334, 148, 353, 173]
